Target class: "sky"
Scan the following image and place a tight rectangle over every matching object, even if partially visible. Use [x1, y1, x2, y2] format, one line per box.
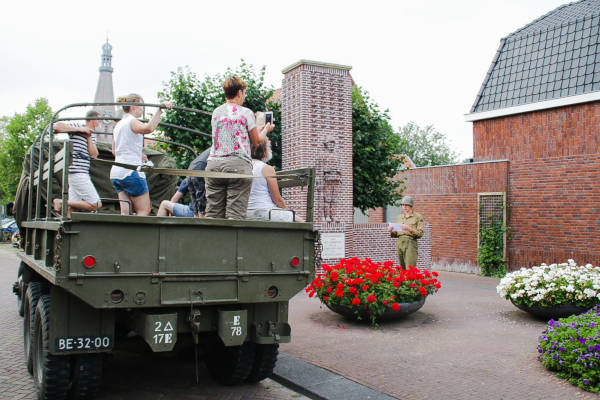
[1, 0, 568, 159]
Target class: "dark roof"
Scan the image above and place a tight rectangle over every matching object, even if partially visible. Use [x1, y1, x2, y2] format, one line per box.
[470, 0, 600, 114]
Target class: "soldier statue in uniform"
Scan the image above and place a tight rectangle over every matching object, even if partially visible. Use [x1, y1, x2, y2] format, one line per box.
[387, 196, 424, 269]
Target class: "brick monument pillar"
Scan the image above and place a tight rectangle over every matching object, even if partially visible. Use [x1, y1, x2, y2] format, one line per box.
[281, 60, 353, 265]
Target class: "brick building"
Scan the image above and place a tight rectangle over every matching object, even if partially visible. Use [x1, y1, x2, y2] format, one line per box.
[369, 0, 600, 271]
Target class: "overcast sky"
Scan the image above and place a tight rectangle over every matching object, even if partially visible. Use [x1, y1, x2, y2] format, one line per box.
[1, 0, 567, 158]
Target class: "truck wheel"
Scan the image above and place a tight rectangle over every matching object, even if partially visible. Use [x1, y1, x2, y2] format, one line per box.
[69, 355, 103, 400]
[16, 263, 25, 317]
[246, 343, 279, 383]
[24, 281, 47, 374]
[33, 294, 71, 400]
[206, 342, 256, 385]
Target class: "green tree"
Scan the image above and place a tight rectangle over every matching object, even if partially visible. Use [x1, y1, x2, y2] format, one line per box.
[0, 98, 53, 203]
[397, 122, 459, 167]
[157, 62, 281, 170]
[352, 87, 404, 212]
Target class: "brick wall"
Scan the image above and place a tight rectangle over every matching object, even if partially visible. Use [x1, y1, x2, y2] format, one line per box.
[472, 102, 600, 269]
[401, 161, 509, 271]
[474, 101, 600, 162]
[507, 154, 600, 268]
[367, 207, 385, 223]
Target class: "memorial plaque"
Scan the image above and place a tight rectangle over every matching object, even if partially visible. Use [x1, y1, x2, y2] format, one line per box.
[320, 232, 345, 259]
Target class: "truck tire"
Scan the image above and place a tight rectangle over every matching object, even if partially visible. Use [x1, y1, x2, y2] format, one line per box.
[24, 281, 47, 374]
[33, 294, 71, 400]
[16, 263, 25, 317]
[206, 342, 256, 385]
[245, 343, 279, 383]
[69, 355, 103, 400]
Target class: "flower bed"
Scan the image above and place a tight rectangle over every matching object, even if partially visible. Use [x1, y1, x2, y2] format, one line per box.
[538, 306, 600, 393]
[496, 260, 600, 309]
[306, 257, 441, 324]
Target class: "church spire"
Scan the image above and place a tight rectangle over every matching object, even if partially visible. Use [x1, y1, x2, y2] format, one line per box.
[99, 39, 113, 72]
[93, 39, 116, 142]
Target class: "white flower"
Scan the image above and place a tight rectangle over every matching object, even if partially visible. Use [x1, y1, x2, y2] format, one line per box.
[496, 260, 600, 306]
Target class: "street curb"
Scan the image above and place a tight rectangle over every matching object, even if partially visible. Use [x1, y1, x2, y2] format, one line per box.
[272, 352, 398, 400]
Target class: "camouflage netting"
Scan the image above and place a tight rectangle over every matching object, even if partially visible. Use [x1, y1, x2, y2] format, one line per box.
[15, 140, 178, 228]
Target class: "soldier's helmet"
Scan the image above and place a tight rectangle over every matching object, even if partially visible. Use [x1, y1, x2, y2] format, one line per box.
[400, 196, 414, 207]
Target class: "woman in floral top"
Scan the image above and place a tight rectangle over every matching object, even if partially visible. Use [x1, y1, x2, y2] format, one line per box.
[204, 76, 274, 219]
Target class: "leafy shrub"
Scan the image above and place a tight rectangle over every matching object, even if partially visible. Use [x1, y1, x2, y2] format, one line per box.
[538, 306, 600, 393]
[497, 260, 600, 308]
[306, 257, 441, 324]
[478, 219, 506, 277]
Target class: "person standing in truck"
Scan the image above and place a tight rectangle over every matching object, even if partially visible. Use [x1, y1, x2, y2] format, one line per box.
[51, 110, 102, 216]
[387, 196, 424, 269]
[204, 76, 273, 220]
[110, 93, 172, 216]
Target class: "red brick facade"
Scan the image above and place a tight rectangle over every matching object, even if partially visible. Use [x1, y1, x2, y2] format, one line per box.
[474, 101, 600, 269]
[473, 102, 600, 162]
[281, 61, 354, 264]
[394, 101, 600, 271]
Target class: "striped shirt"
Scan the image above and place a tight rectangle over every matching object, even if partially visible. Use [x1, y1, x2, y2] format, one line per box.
[68, 123, 97, 174]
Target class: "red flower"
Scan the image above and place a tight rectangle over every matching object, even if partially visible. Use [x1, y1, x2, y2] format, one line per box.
[382, 300, 389, 305]
[336, 283, 344, 289]
[391, 302, 401, 311]
[331, 271, 339, 281]
[409, 283, 417, 288]
[324, 296, 329, 301]
[418, 286, 428, 296]
[335, 289, 344, 297]
[348, 287, 358, 295]
[326, 287, 333, 293]
[432, 271, 439, 277]
[367, 294, 376, 303]
[352, 297, 361, 305]
[362, 285, 369, 291]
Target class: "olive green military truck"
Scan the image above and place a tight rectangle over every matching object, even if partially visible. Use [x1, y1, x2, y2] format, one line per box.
[12, 103, 317, 399]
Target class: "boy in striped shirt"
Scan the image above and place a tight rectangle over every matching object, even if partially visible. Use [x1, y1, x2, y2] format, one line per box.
[51, 110, 102, 216]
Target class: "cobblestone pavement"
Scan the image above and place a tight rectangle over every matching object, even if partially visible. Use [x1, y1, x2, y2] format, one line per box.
[0, 244, 307, 400]
[281, 271, 599, 400]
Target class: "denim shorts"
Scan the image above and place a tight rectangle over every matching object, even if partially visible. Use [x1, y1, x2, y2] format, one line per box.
[173, 203, 194, 217]
[111, 171, 149, 197]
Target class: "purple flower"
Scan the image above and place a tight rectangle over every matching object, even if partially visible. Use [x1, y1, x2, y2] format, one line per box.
[583, 379, 590, 385]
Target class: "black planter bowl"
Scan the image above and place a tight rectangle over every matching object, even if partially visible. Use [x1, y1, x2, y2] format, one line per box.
[325, 298, 426, 322]
[510, 299, 591, 319]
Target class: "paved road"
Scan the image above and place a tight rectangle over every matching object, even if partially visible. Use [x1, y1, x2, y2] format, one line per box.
[4, 241, 598, 400]
[281, 271, 598, 400]
[0, 244, 307, 400]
